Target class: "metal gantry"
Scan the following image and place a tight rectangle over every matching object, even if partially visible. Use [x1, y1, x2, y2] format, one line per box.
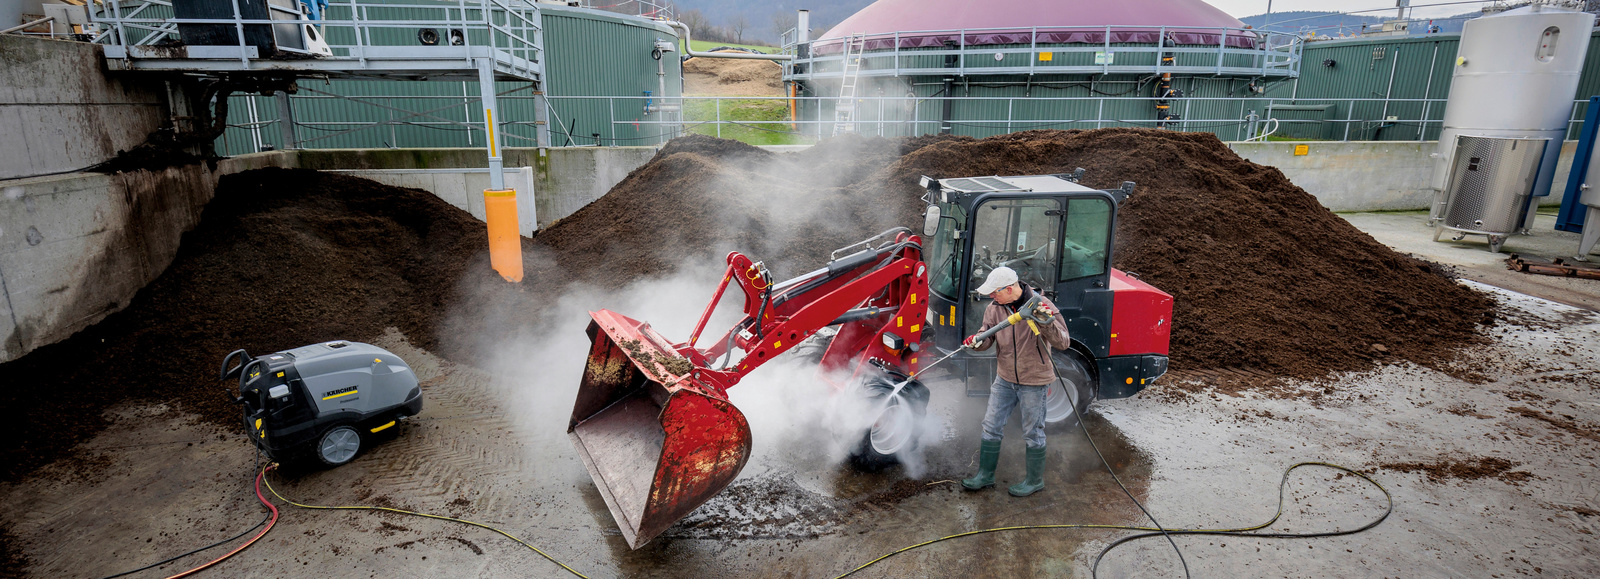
[92, 0, 551, 188]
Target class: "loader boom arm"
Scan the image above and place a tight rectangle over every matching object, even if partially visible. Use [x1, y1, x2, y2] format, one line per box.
[568, 227, 929, 550]
[677, 228, 930, 391]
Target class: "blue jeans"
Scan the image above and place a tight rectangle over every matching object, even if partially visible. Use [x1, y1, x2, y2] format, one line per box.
[981, 377, 1046, 449]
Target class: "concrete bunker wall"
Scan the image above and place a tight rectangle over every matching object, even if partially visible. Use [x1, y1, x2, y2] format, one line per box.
[0, 153, 296, 363]
[0, 35, 172, 181]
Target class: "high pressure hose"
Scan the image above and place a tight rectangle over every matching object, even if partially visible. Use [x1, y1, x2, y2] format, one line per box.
[160, 464, 280, 579]
[262, 468, 589, 578]
[830, 400, 1394, 579]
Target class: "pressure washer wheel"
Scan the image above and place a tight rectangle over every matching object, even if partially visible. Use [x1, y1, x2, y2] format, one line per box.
[1044, 352, 1096, 425]
[316, 425, 362, 466]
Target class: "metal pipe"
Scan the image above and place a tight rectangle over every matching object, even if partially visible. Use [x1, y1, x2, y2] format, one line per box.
[663, 20, 792, 61]
[1, 16, 52, 35]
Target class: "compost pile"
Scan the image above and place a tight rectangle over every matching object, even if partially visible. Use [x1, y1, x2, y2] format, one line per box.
[545, 128, 1493, 379]
[873, 129, 1496, 378]
[0, 128, 1494, 483]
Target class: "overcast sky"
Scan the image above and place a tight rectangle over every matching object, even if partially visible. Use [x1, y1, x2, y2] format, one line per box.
[1208, 0, 1494, 20]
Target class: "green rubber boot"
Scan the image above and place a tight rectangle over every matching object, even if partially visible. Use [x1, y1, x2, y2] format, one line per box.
[961, 439, 1002, 490]
[1008, 446, 1046, 497]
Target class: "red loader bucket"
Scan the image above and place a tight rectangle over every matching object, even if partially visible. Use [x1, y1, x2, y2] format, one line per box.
[567, 310, 752, 549]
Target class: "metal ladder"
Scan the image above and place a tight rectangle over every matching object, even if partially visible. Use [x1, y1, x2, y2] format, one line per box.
[833, 33, 865, 135]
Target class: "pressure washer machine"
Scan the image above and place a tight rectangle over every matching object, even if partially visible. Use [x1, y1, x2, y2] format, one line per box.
[223, 341, 423, 466]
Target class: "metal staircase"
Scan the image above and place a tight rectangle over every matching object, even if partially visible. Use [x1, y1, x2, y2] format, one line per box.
[833, 33, 865, 135]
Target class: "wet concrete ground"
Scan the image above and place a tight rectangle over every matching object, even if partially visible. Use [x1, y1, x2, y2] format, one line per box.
[2, 212, 1598, 577]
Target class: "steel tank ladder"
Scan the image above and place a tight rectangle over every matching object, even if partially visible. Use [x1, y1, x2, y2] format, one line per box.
[833, 33, 866, 135]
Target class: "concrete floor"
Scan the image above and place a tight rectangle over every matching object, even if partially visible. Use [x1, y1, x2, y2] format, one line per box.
[1341, 210, 1600, 311]
[1, 213, 1597, 578]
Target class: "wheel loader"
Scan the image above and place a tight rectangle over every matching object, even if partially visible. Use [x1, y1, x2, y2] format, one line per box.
[568, 173, 1173, 549]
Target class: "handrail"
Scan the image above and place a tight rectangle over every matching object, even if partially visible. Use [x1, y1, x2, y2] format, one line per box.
[92, 0, 545, 71]
[1, 16, 54, 35]
[662, 20, 791, 61]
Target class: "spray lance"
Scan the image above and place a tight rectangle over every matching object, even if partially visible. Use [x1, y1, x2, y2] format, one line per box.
[877, 293, 1055, 402]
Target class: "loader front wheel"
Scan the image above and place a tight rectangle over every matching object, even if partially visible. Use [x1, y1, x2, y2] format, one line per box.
[849, 378, 930, 471]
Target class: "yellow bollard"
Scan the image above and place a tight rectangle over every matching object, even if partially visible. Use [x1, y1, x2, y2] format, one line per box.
[483, 189, 523, 282]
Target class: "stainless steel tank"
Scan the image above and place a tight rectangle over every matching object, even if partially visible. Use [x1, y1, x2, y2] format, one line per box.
[1434, 135, 1549, 252]
[1429, 2, 1594, 244]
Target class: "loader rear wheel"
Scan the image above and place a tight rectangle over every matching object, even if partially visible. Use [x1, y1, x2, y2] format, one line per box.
[850, 378, 930, 471]
[315, 425, 362, 467]
[1044, 352, 1095, 425]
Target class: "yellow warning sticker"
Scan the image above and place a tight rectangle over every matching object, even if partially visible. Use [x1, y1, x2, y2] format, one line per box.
[910, 324, 921, 333]
[1294, 144, 1309, 156]
[276, 371, 284, 378]
[909, 294, 917, 305]
[897, 317, 903, 327]
[1038, 52, 1053, 62]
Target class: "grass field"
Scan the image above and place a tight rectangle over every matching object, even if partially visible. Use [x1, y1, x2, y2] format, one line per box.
[682, 98, 810, 146]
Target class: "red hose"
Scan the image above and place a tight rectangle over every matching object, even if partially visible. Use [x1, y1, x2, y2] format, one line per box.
[163, 465, 279, 579]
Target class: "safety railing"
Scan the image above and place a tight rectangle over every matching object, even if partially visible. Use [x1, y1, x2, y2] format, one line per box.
[91, 0, 543, 78]
[577, 0, 672, 20]
[783, 25, 1304, 81]
[216, 93, 1595, 155]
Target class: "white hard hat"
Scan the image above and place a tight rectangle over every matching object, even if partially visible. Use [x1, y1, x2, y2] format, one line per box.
[975, 266, 1019, 295]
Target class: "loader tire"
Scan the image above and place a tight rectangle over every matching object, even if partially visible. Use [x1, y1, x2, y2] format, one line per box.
[1044, 351, 1095, 426]
[849, 378, 930, 472]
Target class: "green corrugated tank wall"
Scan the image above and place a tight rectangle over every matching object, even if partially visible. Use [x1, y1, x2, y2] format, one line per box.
[794, 29, 1600, 142]
[218, 5, 679, 155]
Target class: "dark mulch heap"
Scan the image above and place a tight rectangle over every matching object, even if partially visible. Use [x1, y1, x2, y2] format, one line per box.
[0, 129, 1495, 486]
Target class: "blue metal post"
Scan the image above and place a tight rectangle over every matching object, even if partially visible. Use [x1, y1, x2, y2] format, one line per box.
[1555, 96, 1600, 233]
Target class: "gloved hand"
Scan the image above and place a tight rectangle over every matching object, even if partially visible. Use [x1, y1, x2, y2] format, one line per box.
[1033, 303, 1057, 323]
[963, 334, 981, 348]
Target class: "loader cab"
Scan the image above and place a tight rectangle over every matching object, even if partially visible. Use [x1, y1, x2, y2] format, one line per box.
[921, 173, 1150, 398]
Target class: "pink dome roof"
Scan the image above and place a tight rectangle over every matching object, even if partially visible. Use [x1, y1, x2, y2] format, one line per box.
[816, 0, 1254, 51]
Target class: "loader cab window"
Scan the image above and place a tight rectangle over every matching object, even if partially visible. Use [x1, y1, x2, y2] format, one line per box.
[927, 200, 967, 299]
[1060, 197, 1112, 280]
[965, 198, 1061, 334]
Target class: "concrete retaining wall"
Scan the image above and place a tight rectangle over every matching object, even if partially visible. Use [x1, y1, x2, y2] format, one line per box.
[1228, 140, 1579, 212]
[324, 167, 541, 237]
[0, 153, 294, 363]
[297, 147, 660, 229]
[0, 35, 170, 181]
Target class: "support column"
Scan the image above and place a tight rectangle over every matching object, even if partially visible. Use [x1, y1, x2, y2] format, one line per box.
[478, 60, 505, 191]
[532, 87, 551, 148]
[478, 59, 521, 282]
[274, 91, 298, 149]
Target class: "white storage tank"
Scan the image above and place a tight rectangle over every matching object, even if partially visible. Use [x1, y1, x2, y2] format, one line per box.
[1430, 2, 1594, 239]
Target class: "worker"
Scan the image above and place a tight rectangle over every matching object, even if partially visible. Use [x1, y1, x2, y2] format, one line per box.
[960, 266, 1070, 497]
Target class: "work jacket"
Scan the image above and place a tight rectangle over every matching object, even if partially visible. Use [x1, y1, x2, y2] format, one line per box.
[970, 286, 1071, 386]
